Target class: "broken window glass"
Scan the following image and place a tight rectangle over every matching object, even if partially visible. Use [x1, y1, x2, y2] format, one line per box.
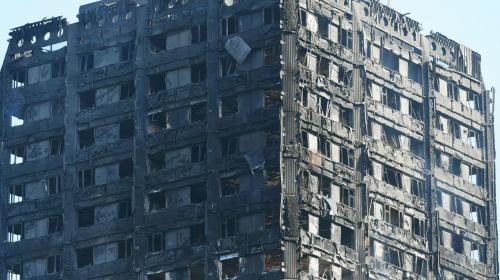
[7, 223, 23, 242]
[220, 55, 238, 76]
[338, 66, 352, 87]
[220, 95, 239, 117]
[340, 147, 354, 167]
[149, 72, 166, 94]
[340, 28, 353, 49]
[381, 48, 399, 72]
[382, 165, 402, 188]
[341, 226, 355, 248]
[221, 257, 240, 278]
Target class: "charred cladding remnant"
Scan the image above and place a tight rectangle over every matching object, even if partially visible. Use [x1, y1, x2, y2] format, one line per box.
[0, 0, 496, 279]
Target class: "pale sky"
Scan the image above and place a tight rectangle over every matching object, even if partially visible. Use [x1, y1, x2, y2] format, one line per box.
[0, 0, 499, 259]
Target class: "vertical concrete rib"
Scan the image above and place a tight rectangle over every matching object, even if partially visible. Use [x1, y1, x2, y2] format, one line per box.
[133, 4, 148, 279]
[206, 1, 220, 279]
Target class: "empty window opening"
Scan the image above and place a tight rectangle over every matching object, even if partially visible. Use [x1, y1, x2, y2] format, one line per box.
[78, 207, 94, 227]
[190, 102, 207, 123]
[340, 147, 354, 167]
[148, 151, 165, 172]
[48, 215, 63, 234]
[382, 48, 399, 72]
[447, 82, 460, 102]
[120, 43, 134, 61]
[120, 82, 135, 100]
[191, 62, 207, 83]
[470, 204, 485, 225]
[221, 136, 239, 156]
[120, 120, 135, 139]
[221, 217, 238, 238]
[79, 128, 95, 148]
[319, 58, 330, 77]
[264, 5, 280, 25]
[384, 205, 403, 228]
[149, 72, 166, 94]
[190, 143, 206, 163]
[78, 168, 95, 188]
[384, 246, 402, 268]
[190, 183, 207, 203]
[148, 191, 166, 212]
[469, 165, 484, 187]
[340, 107, 353, 127]
[150, 33, 166, 53]
[10, 145, 25, 165]
[408, 61, 422, 83]
[264, 88, 281, 106]
[220, 55, 238, 77]
[318, 218, 330, 239]
[264, 46, 280, 65]
[47, 255, 62, 274]
[340, 28, 353, 49]
[148, 232, 165, 253]
[190, 223, 206, 244]
[412, 217, 425, 238]
[318, 136, 331, 158]
[50, 138, 64, 155]
[79, 90, 96, 110]
[410, 138, 424, 158]
[76, 247, 93, 268]
[340, 186, 355, 208]
[382, 87, 400, 110]
[51, 60, 66, 78]
[220, 96, 239, 117]
[413, 256, 427, 276]
[338, 66, 352, 87]
[191, 23, 207, 43]
[341, 226, 355, 248]
[119, 158, 134, 178]
[466, 90, 483, 112]
[383, 165, 402, 188]
[381, 125, 400, 149]
[451, 233, 464, 254]
[221, 16, 238, 36]
[80, 53, 94, 72]
[411, 178, 425, 199]
[221, 176, 240, 196]
[410, 100, 423, 121]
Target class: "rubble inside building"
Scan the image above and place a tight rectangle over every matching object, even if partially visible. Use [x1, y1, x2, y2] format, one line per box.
[0, 0, 496, 279]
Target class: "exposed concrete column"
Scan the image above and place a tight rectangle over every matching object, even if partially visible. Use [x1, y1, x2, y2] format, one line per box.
[132, 4, 148, 279]
[62, 22, 81, 279]
[351, 3, 366, 279]
[282, 0, 300, 279]
[421, 36, 438, 280]
[206, 1, 221, 279]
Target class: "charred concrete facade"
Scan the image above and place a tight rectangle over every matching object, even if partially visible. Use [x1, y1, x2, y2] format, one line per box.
[0, 0, 496, 280]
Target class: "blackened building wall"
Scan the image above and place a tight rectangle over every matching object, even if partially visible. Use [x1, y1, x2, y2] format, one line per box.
[0, 0, 496, 280]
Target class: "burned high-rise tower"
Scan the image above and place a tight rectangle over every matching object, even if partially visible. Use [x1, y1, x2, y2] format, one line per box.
[0, 0, 496, 279]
